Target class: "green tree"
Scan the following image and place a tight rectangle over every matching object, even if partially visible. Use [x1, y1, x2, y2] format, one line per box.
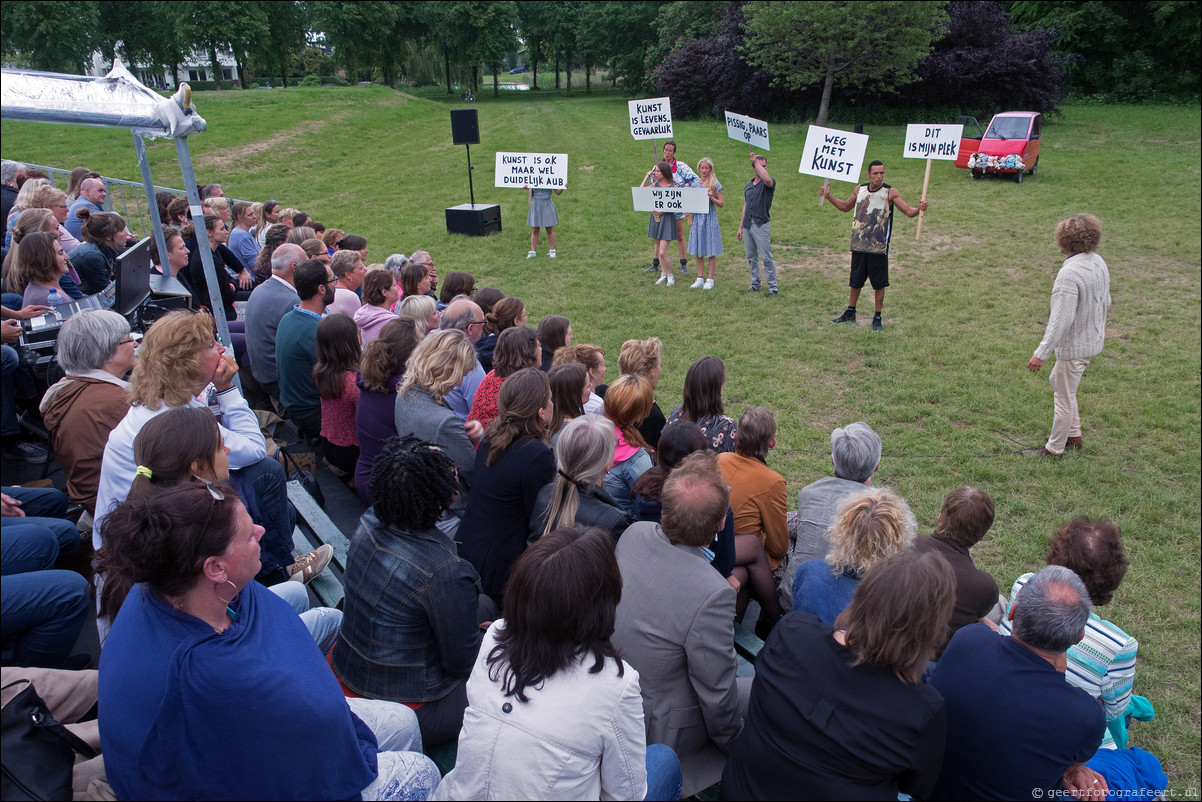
[313, 0, 400, 83]
[1, 0, 100, 73]
[96, 0, 188, 84]
[589, 1, 665, 90]
[741, 0, 948, 125]
[463, 1, 518, 97]
[516, 0, 557, 89]
[248, 0, 307, 87]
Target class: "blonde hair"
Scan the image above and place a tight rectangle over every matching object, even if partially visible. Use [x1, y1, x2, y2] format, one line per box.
[398, 294, 437, 336]
[399, 329, 476, 404]
[617, 337, 662, 380]
[10, 178, 49, 214]
[127, 311, 215, 409]
[697, 157, 719, 193]
[825, 487, 917, 577]
[602, 374, 652, 449]
[32, 184, 67, 211]
[202, 196, 228, 213]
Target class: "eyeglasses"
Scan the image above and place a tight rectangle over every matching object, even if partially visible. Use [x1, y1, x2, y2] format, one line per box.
[116, 337, 135, 346]
[468, 320, 486, 328]
[193, 474, 225, 500]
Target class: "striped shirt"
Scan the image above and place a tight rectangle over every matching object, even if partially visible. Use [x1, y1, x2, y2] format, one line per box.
[1000, 572, 1138, 749]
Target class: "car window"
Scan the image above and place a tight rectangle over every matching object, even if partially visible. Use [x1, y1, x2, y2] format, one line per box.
[958, 115, 984, 139]
[984, 117, 1031, 140]
[1031, 117, 1041, 140]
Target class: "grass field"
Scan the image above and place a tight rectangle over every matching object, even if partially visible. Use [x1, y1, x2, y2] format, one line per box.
[4, 87, 1199, 790]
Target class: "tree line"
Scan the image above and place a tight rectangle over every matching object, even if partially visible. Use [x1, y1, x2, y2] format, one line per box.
[2, 1, 1196, 118]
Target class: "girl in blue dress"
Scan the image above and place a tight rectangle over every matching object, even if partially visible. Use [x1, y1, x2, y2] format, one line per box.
[687, 157, 724, 289]
[526, 183, 565, 259]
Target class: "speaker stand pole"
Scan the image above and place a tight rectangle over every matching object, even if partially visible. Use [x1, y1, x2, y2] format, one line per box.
[465, 144, 476, 207]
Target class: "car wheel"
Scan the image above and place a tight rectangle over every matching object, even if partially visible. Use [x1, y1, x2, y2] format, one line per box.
[971, 169, 982, 180]
[1030, 157, 1039, 176]
[1014, 169, 1023, 184]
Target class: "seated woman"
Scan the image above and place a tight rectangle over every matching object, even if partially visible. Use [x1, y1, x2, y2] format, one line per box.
[435, 526, 682, 801]
[536, 314, 571, 371]
[399, 260, 432, 301]
[333, 436, 491, 747]
[149, 224, 190, 278]
[354, 268, 401, 348]
[665, 355, 737, 453]
[457, 369, 556, 609]
[93, 311, 325, 588]
[394, 329, 483, 523]
[474, 296, 526, 373]
[16, 231, 77, 306]
[2, 209, 60, 296]
[721, 548, 954, 801]
[96, 481, 439, 800]
[597, 337, 666, 447]
[468, 325, 540, 430]
[791, 487, 916, 625]
[999, 517, 1139, 750]
[314, 313, 362, 480]
[547, 361, 588, 442]
[717, 406, 787, 633]
[40, 310, 135, 520]
[68, 210, 128, 295]
[182, 215, 238, 321]
[398, 294, 439, 338]
[530, 414, 633, 543]
[438, 271, 475, 305]
[355, 318, 419, 506]
[552, 343, 606, 414]
[601, 374, 654, 517]
[251, 223, 290, 284]
[98, 406, 341, 651]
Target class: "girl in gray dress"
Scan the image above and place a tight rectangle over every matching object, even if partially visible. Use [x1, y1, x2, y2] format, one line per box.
[526, 183, 565, 259]
[641, 162, 679, 286]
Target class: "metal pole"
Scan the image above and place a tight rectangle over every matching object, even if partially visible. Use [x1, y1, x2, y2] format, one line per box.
[466, 143, 475, 207]
[134, 132, 172, 278]
[174, 135, 239, 392]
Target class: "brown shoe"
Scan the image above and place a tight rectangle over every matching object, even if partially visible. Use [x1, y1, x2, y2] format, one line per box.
[1021, 447, 1062, 457]
[1066, 436, 1083, 449]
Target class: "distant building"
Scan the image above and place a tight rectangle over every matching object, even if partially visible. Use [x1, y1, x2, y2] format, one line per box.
[87, 50, 239, 89]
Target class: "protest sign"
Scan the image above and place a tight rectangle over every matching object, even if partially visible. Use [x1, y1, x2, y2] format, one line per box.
[631, 186, 710, 214]
[799, 125, 869, 182]
[902, 124, 963, 160]
[494, 152, 569, 189]
[629, 97, 673, 140]
[724, 111, 770, 150]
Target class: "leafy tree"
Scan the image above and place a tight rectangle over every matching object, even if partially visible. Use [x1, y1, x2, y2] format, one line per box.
[463, 1, 518, 96]
[1, 0, 100, 73]
[424, 1, 474, 92]
[312, 1, 401, 83]
[96, 0, 188, 84]
[1008, 0, 1200, 100]
[249, 0, 307, 87]
[516, 0, 557, 89]
[741, 0, 948, 125]
[578, 1, 664, 90]
[643, 0, 725, 91]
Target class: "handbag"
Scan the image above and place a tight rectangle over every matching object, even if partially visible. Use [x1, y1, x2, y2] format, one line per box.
[1, 679, 97, 801]
[279, 445, 325, 507]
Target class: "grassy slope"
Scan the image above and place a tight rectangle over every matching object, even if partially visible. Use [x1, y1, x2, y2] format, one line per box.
[5, 88, 1199, 785]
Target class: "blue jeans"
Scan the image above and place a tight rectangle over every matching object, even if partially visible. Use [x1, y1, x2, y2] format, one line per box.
[645, 743, 683, 801]
[1, 524, 90, 668]
[1, 345, 19, 437]
[229, 457, 296, 582]
[1, 486, 79, 556]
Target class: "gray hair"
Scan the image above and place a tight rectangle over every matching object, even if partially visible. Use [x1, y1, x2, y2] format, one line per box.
[384, 253, 409, 273]
[440, 299, 477, 332]
[409, 250, 431, 266]
[1, 160, 23, 184]
[1011, 565, 1093, 653]
[56, 310, 130, 374]
[271, 243, 305, 274]
[831, 421, 881, 483]
[541, 414, 617, 538]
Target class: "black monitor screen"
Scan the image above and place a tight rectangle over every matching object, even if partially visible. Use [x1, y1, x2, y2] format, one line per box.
[115, 236, 152, 317]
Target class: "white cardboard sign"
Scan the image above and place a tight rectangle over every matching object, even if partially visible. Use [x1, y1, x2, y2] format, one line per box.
[631, 186, 711, 214]
[724, 111, 770, 150]
[799, 125, 869, 182]
[629, 97, 673, 140]
[494, 152, 569, 188]
[903, 124, 964, 160]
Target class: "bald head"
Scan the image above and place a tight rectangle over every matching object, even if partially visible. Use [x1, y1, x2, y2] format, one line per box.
[271, 243, 306, 281]
[440, 298, 484, 343]
[80, 178, 107, 205]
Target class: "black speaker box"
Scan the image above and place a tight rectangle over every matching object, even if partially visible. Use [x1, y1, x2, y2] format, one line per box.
[450, 109, 480, 145]
[445, 203, 501, 237]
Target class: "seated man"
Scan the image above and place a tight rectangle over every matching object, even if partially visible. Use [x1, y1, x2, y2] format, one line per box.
[612, 451, 750, 797]
[40, 310, 135, 520]
[913, 486, 1000, 658]
[930, 566, 1106, 800]
[1000, 517, 1138, 751]
[276, 259, 333, 438]
[780, 420, 880, 609]
[244, 243, 303, 402]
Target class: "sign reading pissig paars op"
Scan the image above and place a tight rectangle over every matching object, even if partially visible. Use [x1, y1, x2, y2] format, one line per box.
[629, 97, 673, 140]
[724, 111, 770, 150]
[493, 152, 569, 189]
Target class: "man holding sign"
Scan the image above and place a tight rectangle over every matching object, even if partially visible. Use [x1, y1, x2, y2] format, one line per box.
[820, 161, 926, 330]
[738, 153, 777, 296]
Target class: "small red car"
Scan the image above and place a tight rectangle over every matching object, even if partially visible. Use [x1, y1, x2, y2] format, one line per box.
[955, 111, 1042, 183]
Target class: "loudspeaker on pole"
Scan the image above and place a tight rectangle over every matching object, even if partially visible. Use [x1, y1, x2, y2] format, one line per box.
[450, 109, 480, 145]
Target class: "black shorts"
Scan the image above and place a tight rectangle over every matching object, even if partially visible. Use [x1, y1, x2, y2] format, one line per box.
[849, 252, 889, 290]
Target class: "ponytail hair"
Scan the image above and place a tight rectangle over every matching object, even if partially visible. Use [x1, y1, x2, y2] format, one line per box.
[541, 415, 616, 538]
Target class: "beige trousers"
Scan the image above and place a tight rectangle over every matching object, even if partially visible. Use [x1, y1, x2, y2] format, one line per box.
[1046, 356, 1090, 454]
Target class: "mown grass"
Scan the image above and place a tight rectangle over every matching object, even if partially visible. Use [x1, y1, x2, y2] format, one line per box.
[4, 88, 1199, 789]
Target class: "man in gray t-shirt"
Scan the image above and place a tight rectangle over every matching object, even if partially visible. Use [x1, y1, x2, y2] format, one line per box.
[737, 152, 776, 295]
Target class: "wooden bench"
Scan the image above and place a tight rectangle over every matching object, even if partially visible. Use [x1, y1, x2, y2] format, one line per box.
[287, 480, 350, 608]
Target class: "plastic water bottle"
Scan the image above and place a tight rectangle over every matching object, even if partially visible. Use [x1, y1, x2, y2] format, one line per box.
[46, 288, 66, 322]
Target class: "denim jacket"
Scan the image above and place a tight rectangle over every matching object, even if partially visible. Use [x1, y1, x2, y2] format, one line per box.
[331, 509, 483, 703]
[603, 447, 652, 517]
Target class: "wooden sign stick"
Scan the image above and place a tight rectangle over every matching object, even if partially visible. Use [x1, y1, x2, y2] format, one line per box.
[819, 178, 829, 207]
[916, 158, 932, 240]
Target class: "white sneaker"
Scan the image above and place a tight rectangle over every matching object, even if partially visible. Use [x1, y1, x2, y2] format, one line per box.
[654, 273, 667, 285]
[690, 277, 705, 289]
[548, 249, 557, 258]
[526, 250, 536, 259]
[666, 274, 675, 286]
[703, 278, 714, 290]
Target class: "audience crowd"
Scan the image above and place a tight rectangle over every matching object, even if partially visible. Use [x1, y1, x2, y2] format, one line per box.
[0, 161, 1166, 800]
